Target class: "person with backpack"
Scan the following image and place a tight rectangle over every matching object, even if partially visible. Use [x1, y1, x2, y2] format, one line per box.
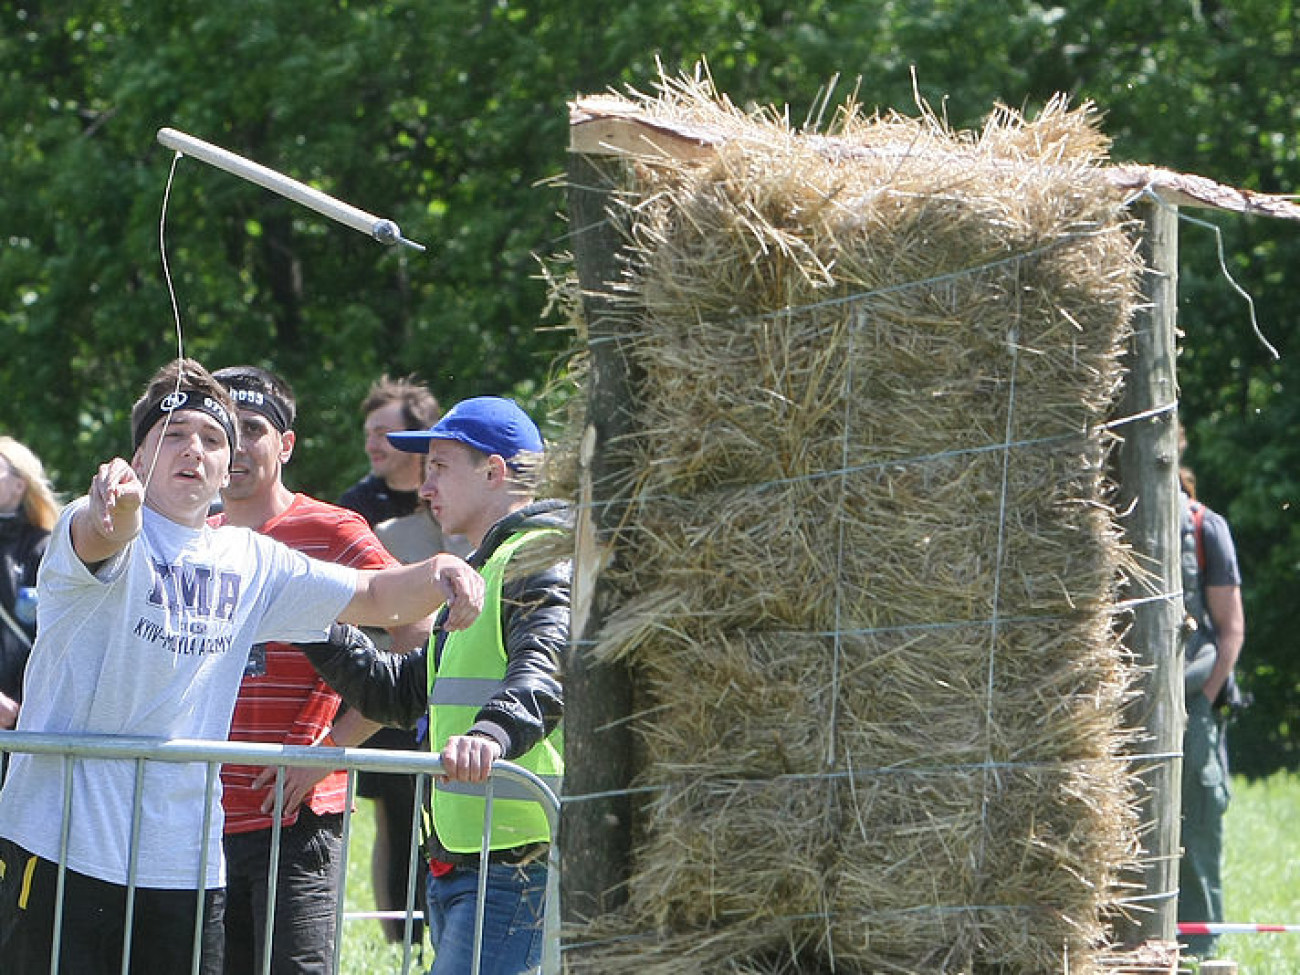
[1176, 463, 1246, 961]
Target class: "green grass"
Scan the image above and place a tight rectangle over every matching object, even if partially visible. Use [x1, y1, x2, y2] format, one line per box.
[339, 799, 428, 975]
[1218, 770, 1300, 973]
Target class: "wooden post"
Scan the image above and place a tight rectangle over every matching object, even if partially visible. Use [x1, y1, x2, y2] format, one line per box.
[559, 148, 638, 927]
[1113, 199, 1183, 947]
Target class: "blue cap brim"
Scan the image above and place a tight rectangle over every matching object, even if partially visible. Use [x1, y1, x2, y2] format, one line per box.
[386, 431, 436, 454]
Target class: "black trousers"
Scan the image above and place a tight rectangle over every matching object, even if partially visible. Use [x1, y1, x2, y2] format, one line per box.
[222, 810, 344, 975]
[0, 835, 224, 975]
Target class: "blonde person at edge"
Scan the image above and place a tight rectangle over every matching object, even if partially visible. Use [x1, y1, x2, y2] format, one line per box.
[0, 436, 61, 734]
[0, 358, 483, 975]
[298, 396, 569, 975]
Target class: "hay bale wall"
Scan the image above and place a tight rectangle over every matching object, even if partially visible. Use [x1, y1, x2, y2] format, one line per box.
[567, 79, 1144, 975]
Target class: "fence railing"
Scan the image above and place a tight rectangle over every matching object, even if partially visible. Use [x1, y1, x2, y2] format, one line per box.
[0, 731, 561, 975]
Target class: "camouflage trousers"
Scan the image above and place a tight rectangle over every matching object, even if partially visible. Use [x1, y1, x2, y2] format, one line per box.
[1177, 692, 1230, 959]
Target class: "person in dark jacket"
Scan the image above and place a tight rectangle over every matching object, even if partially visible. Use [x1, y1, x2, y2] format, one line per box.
[303, 396, 568, 975]
[0, 436, 60, 732]
[338, 374, 440, 526]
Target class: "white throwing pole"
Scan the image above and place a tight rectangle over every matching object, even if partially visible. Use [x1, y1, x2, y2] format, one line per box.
[157, 127, 424, 251]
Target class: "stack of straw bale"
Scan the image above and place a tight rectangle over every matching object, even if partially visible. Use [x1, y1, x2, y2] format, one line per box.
[566, 76, 1145, 974]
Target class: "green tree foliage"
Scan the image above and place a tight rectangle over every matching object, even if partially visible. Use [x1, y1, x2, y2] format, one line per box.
[2, 0, 1298, 769]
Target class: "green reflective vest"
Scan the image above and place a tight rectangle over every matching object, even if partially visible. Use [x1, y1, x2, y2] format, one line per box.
[428, 528, 564, 853]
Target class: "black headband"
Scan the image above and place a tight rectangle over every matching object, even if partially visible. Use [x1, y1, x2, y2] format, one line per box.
[220, 378, 294, 433]
[133, 388, 238, 453]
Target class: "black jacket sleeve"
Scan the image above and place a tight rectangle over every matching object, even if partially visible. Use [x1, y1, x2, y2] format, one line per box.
[298, 623, 428, 730]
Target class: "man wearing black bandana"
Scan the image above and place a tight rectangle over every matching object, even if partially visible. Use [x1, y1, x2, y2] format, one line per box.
[132, 388, 240, 463]
[0, 358, 484, 975]
[210, 365, 436, 973]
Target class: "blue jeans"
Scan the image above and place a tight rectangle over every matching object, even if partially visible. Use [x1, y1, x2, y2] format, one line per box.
[425, 861, 546, 975]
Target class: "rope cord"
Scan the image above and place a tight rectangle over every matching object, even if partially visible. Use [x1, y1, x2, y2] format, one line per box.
[140, 150, 190, 496]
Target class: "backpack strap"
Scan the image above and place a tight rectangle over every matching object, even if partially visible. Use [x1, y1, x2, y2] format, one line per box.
[1190, 500, 1206, 573]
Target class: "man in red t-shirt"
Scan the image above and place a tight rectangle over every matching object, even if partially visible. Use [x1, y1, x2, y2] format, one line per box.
[213, 366, 433, 974]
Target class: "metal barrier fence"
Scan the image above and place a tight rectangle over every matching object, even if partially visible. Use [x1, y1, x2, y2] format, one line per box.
[0, 731, 561, 975]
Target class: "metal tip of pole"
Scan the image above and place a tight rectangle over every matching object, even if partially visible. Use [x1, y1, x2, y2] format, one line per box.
[371, 219, 401, 245]
[372, 219, 425, 252]
[371, 219, 426, 252]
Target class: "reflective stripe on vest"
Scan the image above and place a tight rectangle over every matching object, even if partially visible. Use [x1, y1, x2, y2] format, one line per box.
[429, 528, 564, 853]
[430, 677, 506, 708]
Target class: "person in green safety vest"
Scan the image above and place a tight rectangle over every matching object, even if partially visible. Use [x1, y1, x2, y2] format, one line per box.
[300, 396, 569, 975]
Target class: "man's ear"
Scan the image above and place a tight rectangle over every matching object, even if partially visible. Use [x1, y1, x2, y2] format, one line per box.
[485, 453, 509, 485]
[279, 429, 296, 465]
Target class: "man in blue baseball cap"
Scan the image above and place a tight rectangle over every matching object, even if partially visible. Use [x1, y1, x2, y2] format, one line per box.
[302, 395, 569, 975]
[388, 394, 544, 459]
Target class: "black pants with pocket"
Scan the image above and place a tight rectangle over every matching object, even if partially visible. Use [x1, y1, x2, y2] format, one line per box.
[0, 835, 225, 974]
[222, 809, 344, 975]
